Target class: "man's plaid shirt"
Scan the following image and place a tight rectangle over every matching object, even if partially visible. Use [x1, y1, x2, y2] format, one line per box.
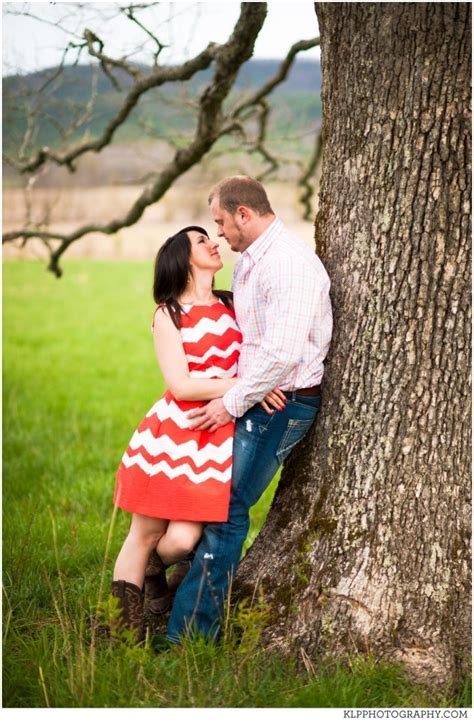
[223, 217, 333, 418]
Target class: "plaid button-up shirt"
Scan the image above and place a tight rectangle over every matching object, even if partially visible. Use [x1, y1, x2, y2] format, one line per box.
[223, 217, 333, 418]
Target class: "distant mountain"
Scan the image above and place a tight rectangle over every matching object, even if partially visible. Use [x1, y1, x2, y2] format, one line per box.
[236, 58, 321, 93]
[3, 57, 320, 95]
[3, 58, 321, 155]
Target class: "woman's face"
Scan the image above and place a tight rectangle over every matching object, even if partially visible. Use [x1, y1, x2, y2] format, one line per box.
[188, 230, 223, 272]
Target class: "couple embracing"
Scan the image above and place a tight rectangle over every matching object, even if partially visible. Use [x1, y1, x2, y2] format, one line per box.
[112, 175, 333, 643]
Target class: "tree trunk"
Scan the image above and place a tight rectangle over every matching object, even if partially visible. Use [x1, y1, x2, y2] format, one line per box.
[236, 2, 471, 691]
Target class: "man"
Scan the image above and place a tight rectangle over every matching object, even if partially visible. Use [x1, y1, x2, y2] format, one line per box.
[166, 175, 332, 642]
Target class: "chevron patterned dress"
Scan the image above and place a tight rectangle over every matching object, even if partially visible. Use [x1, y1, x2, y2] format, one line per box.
[114, 300, 242, 522]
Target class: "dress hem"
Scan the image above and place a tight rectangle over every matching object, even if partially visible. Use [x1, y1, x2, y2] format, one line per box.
[113, 500, 229, 524]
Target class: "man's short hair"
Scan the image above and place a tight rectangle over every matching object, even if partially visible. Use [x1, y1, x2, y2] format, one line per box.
[208, 176, 274, 216]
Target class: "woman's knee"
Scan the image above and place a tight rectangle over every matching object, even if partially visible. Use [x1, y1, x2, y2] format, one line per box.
[128, 517, 166, 549]
[164, 524, 201, 557]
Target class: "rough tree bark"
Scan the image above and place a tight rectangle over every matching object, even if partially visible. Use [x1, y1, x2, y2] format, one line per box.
[236, 2, 471, 691]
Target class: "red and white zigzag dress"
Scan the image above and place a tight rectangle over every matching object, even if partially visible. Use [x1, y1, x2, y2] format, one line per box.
[114, 300, 242, 522]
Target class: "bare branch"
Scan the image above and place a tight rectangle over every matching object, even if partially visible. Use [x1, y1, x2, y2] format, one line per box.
[42, 68, 98, 145]
[18, 105, 38, 161]
[69, 67, 100, 134]
[4, 3, 269, 276]
[220, 36, 320, 183]
[9, 41, 221, 175]
[248, 100, 279, 180]
[83, 28, 143, 82]
[14, 44, 76, 160]
[297, 126, 323, 221]
[36, 43, 73, 94]
[99, 59, 123, 92]
[233, 36, 320, 118]
[123, 4, 168, 65]
[4, 4, 322, 270]
[4, 6, 85, 41]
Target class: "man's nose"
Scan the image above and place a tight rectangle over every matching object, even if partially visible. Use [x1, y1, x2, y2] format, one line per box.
[217, 228, 224, 237]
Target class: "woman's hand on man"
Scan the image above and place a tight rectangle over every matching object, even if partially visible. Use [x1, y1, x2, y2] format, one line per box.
[260, 388, 286, 415]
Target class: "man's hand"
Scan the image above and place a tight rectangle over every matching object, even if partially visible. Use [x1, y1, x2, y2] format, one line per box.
[187, 398, 233, 432]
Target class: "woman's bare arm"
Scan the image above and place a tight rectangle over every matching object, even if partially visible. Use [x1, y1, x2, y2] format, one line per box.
[152, 307, 237, 402]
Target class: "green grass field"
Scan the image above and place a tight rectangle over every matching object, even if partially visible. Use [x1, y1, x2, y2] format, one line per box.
[3, 260, 470, 708]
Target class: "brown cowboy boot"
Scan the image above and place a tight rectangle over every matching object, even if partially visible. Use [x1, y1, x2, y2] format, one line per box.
[144, 549, 169, 608]
[148, 555, 193, 615]
[111, 580, 145, 642]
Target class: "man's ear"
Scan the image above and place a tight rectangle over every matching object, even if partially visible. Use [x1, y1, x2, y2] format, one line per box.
[236, 205, 251, 224]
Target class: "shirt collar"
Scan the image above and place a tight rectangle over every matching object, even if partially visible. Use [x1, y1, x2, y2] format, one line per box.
[243, 217, 281, 265]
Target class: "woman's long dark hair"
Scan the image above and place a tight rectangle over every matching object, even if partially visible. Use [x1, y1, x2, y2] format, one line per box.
[153, 225, 233, 329]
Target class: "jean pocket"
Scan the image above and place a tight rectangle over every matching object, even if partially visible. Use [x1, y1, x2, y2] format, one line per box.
[276, 417, 314, 464]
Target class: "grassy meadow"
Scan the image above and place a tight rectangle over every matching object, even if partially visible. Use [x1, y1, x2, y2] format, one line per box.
[3, 260, 470, 708]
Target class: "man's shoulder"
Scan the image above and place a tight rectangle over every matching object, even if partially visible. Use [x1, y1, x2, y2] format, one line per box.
[260, 226, 329, 276]
[271, 223, 314, 255]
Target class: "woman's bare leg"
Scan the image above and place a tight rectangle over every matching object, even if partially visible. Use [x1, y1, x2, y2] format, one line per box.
[156, 521, 203, 566]
[114, 513, 168, 588]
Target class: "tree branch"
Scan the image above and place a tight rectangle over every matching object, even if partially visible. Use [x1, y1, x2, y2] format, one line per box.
[232, 36, 320, 117]
[4, 3, 268, 276]
[297, 126, 323, 220]
[222, 35, 321, 184]
[9, 40, 221, 174]
[83, 28, 143, 82]
[249, 100, 280, 180]
[4, 4, 322, 270]
[123, 4, 168, 65]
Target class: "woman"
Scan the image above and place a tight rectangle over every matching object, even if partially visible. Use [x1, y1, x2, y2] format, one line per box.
[112, 226, 284, 641]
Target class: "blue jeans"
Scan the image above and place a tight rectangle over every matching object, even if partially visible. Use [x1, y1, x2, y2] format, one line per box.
[166, 393, 321, 642]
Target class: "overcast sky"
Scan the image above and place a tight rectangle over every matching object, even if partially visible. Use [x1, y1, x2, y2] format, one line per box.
[3, 1, 320, 75]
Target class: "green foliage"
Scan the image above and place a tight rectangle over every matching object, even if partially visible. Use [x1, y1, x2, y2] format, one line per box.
[3, 261, 469, 708]
[222, 589, 271, 656]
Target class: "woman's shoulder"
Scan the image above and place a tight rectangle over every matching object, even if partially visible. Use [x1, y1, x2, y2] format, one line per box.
[151, 303, 179, 332]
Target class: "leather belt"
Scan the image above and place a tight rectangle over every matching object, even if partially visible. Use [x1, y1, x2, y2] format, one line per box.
[284, 384, 321, 398]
